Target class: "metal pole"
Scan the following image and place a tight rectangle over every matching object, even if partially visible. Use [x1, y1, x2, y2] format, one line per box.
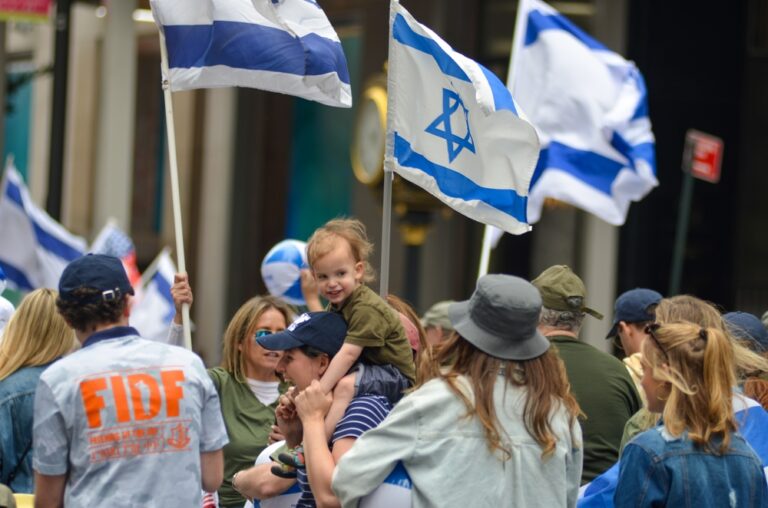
[46, 0, 71, 219]
[669, 172, 694, 295]
[379, 170, 393, 298]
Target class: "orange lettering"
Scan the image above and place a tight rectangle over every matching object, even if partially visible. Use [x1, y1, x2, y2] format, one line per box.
[128, 374, 161, 421]
[80, 378, 108, 428]
[161, 370, 185, 417]
[110, 375, 131, 423]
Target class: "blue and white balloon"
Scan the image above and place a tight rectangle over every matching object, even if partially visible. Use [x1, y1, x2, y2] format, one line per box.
[261, 240, 308, 306]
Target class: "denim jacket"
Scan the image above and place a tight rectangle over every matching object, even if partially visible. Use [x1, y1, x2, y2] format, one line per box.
[615, 425, 768, 507]
[0, 364, 49, 493]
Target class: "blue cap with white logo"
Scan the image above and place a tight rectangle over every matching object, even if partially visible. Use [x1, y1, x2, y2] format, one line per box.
[257, 311, 347, 357]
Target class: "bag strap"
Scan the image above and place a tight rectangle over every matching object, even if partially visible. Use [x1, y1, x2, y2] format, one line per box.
[6, 439, 32, 490]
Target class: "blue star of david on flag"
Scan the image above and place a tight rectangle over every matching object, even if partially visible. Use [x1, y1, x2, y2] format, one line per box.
[425, 88, 476, 163]
[387, 2, 541, 235]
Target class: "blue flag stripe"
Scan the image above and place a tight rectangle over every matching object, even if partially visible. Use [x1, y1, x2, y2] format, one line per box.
[479, 65, 518, 115]
[151, 270, 176, 323]
[0, 260, 34, 292]
[394, 133, 528, 223]
[392, 13, 470, 83]
[531, 141, 624, 196]
[610, 133, 655, 169]
[5, 179, 84, 261]
[524, 10, 608, 51]
[163, 21, 350, 84]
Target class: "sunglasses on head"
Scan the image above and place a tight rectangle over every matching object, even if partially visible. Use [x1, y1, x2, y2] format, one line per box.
[644, 323, 668, 359]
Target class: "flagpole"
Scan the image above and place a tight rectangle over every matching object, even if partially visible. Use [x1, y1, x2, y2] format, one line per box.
[379, 0, 399, 299]
[477, 227, 494, 278]
[477, 0, 530, 279]
[158, 32, 192, 351]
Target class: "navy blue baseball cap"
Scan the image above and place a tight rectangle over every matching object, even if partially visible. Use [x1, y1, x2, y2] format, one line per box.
[257, 311, 347, 357]
[606, 288, 662, 338]
[59, 254, 134, 303]
[724, 311, 768, 352]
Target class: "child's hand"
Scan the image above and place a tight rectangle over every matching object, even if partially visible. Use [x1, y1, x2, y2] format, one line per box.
[276, 393, 297, 421]
[268, 424, 285, 445]
[275, 396, 303, 448]
[294, 380, 333, 422]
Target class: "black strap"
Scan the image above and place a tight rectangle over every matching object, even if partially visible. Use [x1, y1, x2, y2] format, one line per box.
[6, 439, 32, 491]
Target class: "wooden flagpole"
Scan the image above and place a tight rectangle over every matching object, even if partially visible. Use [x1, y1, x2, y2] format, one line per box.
[158, 31, 192, 350]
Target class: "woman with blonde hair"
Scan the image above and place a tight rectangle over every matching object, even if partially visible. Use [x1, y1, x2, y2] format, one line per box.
[333, 274, 583, 507]
[0, 289, 76, 493]
[170, 274, 295, 508]
[615, 321, 768, 506]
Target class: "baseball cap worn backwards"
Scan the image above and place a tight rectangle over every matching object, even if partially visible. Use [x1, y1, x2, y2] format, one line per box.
[606, 288, 662, 338]
[532, 265, 603, 319]
[257, 311, 347, 357]
[59, 254, 134, 303]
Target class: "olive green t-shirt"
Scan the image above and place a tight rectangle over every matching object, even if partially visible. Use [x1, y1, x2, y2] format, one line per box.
[208, 367, 287, 508]
[332, 284, 415, 383]
[549, 335, 642, 484]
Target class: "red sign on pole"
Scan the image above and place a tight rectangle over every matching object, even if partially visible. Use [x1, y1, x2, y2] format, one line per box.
[0, 0, 51, 22]
[682, 129, 724, 183]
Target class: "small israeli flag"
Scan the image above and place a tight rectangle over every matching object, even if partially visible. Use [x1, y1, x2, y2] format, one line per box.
[150, 0, 352, 108]
[0, 164, 87, 291]
[130, 249, 178, 343]
[510, 0, 657, 225]
[387, 0, 540, 235]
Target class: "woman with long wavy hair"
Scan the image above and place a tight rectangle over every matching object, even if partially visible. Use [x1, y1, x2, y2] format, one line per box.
[0, 289, 77, 493]
[333, 274, 583, 507]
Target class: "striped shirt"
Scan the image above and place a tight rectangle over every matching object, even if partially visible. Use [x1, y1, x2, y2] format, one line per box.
[296, 395, 391, 507]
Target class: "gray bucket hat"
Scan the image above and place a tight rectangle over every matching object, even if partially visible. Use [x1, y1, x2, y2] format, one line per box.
[449, 274, 550, 360]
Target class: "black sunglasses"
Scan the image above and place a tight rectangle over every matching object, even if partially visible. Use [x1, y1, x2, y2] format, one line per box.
[644, 323, 668, 359]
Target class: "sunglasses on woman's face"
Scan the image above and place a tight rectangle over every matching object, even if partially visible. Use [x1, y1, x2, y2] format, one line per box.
[254, 329, 273, 339]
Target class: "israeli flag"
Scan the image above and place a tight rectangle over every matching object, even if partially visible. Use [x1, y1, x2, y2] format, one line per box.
[150, 0, 352, 108]
[387, 1, 540, 235]
[510, 0, 657, 225]
[131, 249, 178, 343]
[0, 164, 86, 291]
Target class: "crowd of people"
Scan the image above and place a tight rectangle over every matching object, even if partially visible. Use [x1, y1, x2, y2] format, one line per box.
[1, 217, 768, 507]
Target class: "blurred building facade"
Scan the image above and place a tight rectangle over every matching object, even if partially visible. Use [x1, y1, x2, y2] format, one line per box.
[2, 0, 767, 363]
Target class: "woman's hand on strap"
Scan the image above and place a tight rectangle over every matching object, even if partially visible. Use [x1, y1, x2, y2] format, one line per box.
[295, 380, 333, 423]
